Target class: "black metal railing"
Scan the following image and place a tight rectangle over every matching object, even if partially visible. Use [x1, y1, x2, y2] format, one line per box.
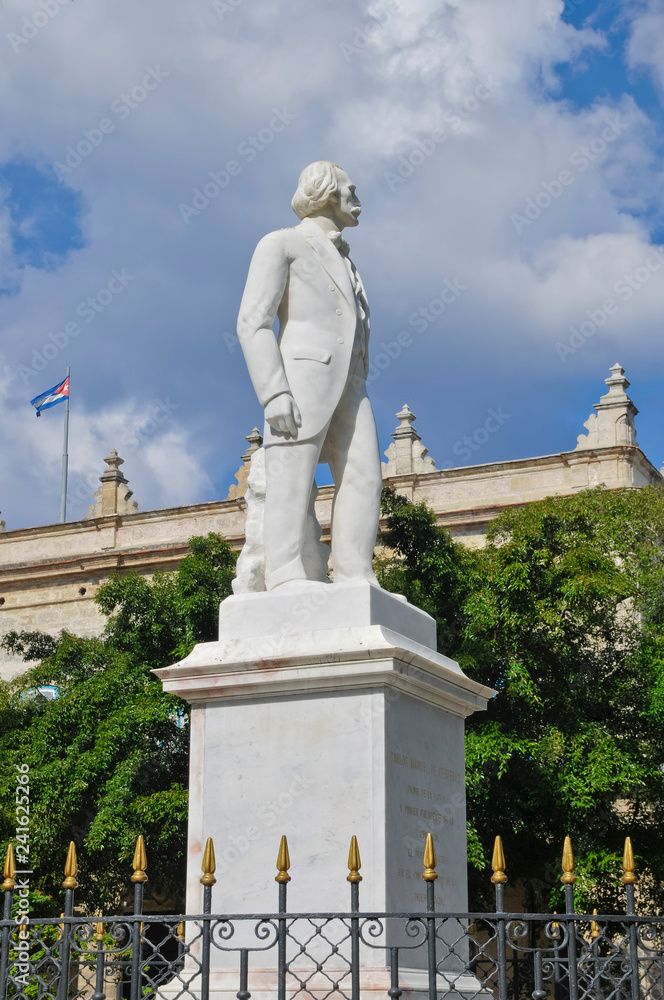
[1, 833, 661, 1000]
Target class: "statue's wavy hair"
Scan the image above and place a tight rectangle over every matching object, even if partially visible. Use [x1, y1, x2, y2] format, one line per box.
[291, 161, 343, 220]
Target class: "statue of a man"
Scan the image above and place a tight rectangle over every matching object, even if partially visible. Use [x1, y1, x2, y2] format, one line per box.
[237, 161, 382, 591]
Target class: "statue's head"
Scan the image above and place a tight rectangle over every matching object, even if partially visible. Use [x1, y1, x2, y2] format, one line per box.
[292, 161, 361, 229]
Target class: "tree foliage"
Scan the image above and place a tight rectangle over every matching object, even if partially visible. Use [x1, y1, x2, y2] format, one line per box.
[378, 485, 664, 912]
[0, 533, 235, 914]
[5, 485, 664, 916]
[377, 487, 472, 655]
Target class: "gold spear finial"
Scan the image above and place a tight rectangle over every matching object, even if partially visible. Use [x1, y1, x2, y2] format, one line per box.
[131, 835, 148, 883]
[2, 844, 15, 891]
[176, 921, 185, 942]
[62, 841, 78, 889]
[275, 835, 291, 884]
[551, 912, 560, 939]
[347, 835, 362, 883]
[201, 838, 217, 886]
[561, 836, 576, 884]
[490, 836, 508, 885]
[621, 837, 636, 885]
[95, 912, 104, 942]
[422, 833, 438, 881]
[590, 908, 600, 939]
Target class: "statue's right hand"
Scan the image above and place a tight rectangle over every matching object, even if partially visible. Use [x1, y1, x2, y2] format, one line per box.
[265, 393, 302, 439]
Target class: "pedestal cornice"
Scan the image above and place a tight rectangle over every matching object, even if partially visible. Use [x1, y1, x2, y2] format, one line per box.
[154, 624, 494, 718]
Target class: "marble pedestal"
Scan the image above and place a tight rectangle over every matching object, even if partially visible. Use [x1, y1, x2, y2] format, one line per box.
[155, 582, 494, 1000]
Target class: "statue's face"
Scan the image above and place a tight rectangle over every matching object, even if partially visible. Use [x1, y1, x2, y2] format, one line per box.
[331, 170, 361, 229]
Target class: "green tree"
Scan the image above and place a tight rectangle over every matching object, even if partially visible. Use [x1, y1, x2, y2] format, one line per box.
[378, 485, 664, 912]
[0, 533, 235, 913]
[377, 486, 472, 655]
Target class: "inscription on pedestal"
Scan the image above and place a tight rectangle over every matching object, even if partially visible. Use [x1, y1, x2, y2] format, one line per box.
[385, 697, 468, 914]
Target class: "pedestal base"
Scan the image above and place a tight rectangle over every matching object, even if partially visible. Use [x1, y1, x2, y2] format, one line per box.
[159, 965, 492, 1000]
[154, 582, 494, 992]
[158, 962, 493, 1000]
[218, 579, 437, 649]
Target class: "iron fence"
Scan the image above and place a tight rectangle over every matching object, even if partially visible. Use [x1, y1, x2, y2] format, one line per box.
[1, 833, 661, 1000]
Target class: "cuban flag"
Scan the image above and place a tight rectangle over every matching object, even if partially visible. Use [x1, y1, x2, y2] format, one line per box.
[30, 376, 70, 417]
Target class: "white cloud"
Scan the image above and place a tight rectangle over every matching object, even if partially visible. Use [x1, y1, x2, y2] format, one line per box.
[626, 0, 664, 92]
[0, 0, 663, 527]
[0, 357, 213, 526]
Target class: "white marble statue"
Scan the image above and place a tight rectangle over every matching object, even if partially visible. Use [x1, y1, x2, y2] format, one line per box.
[237, 161, 382, 591]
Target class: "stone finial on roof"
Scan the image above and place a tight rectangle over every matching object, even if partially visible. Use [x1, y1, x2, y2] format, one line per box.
[226, 428, 264, 500]
[86, 450, 139, 518]
[575, 364, 638, 452]
[0, 513, 5, 533]
[382, 404, 437, 478]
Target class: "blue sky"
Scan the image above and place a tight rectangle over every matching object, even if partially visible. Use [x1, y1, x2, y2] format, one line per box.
[0, 160, 85, 288]
[0, 0, 663, 528]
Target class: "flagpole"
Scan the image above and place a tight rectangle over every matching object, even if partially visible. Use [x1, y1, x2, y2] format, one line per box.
[59, 367, 70, 524]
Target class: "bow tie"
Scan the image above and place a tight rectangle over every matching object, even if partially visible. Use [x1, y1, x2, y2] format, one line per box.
[328, 230, 350, 257]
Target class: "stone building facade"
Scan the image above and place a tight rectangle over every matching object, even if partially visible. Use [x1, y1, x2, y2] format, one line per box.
[0, 364, 660, 680]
